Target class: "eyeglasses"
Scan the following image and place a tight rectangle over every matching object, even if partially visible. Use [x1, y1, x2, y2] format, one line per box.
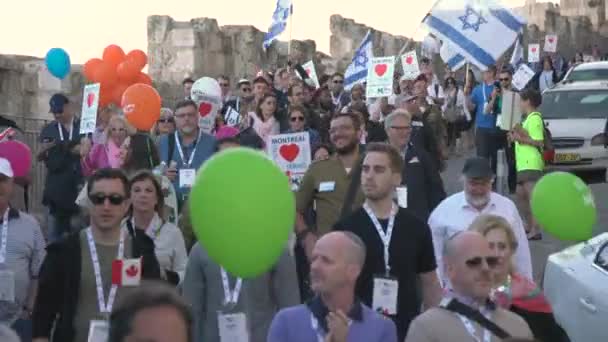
[465, 256, 499, 269]
[241, 88, 252, 93]
[290, 116, 305, 122]
[175, 113, 197, 119]
[158, 118, 174, 123]
[499, 78, 511, 82]
[333, 79, 344, 84]
[88, 193, 126, 206]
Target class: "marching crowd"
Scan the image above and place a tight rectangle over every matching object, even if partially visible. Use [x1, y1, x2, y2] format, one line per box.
[0, 51, 581, 342]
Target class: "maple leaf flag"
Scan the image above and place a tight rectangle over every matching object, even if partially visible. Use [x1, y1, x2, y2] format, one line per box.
[112, 258, 142, 286]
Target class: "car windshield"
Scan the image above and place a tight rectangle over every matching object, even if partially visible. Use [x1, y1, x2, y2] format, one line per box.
[541, 89, 608, 119]
[567, 69, 608, 82]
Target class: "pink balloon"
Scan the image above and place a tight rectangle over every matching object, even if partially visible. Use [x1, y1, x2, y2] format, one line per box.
[0, 140, 32, 178]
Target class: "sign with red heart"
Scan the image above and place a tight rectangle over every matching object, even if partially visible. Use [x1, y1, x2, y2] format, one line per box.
[268, 132, 312, 190]
[528, 43, 540, 63]
[400, 50, 420, 80]
[543, 34, 558, 53]
[298, 60, 320, 89]
[279, 144, 300, 162]
[79, 83, 101, 135]
[367, 56, 396, 98]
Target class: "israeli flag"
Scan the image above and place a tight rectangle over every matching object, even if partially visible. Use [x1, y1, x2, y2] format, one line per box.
[423, 0, 526, 70]
[509, 34, 524, 69]
[263, 0, 293, 50]
[344, 30, 373, 91]
[440, 41, 466, 71]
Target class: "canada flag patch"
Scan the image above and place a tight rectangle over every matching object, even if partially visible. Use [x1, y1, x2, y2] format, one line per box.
[112, 258, 142, 287]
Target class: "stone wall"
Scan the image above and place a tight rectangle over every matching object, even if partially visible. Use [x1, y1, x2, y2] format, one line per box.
[147, 15, 317, 106]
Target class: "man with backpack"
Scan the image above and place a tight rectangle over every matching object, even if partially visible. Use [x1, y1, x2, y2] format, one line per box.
[509, 89, 546, 240]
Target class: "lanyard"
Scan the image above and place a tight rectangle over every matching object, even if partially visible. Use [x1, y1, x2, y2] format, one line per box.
[458, 314, 491, 342]
[363, 202, 397, 275]
[220, 268, 242, 307]
[482, 84, 488, 104]
[174, 131, 200, 168]
[86, 227, 125, 314]
[57, 119, 73, 142]
[236, 97, 240, 112]
[331, 91, 343, 107]
[0, 209, 8, 264]
[310, 314, 325, 342]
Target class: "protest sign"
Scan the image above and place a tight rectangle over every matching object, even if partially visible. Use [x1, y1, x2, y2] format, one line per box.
[544, 34, 558, 53]
[366, 56, 395, 98]
[528, 44, 540, 63]
[512, 64, 536, 91]
[268, 132, 311, 190]
[80, 83, 101, 135]
[497, 90, 523, 130]
[191, 77, 222, 134]
[299, 60, 320, 89]
[401, 51, 420, 80]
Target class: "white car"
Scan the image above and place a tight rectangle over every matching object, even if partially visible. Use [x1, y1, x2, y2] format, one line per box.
[562, 61, 608, 83]
[544, 233, 608, 342]
[540, 81, 608, 181]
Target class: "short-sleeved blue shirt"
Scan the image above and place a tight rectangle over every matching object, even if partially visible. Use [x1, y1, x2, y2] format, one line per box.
[471, 83, 498, 129]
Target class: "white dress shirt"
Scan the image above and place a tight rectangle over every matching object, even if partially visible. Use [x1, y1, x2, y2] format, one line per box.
[428, 191, 533, 285]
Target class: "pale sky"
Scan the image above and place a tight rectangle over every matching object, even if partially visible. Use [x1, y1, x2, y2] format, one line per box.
[1, 0, 539, 64]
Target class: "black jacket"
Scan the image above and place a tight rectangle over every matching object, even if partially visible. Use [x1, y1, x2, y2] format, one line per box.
[401, 142, 446, 221]
[32, 229, 161, 342]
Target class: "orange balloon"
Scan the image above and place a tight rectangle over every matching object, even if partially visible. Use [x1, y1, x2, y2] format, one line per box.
[121, 84, 161, 131]
[93, 62, 118, 87]
[135, 72, 153, 86]
[83, 58, 103, 81]
[99, 84, 114, 107]
[126, 49, 147, 70]
[111, 83, 129, 106]
[102, 44, 125, 68]
[117, 61, 139, 83]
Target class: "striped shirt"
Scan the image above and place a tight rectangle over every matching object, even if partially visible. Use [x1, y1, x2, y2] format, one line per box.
[0, 208, 46, 310]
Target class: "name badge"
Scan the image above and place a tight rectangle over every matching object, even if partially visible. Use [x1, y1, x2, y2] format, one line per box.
[319, 181, 336, 192]
[179, 168, 196, 188]
[373, 277, 399, 316]
[111, 258, 142, 287]
[87, 320, 109, 342]
[218, 312, 249, 342]
[396, 187, 408, 208]
[0, 269, 15, 302]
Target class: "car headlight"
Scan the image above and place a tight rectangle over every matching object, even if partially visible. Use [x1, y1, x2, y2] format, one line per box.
[591, 133, 606, 146]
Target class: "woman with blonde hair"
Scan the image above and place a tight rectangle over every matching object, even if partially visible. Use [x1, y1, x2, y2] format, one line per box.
[80, 115, 136, 176]
[469, 214, 569, 342]
[151, 108, 176, 145]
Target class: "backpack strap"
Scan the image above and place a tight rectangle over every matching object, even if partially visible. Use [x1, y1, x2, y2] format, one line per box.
[442, 299, 512, 340]
[166, 134, 176, 165]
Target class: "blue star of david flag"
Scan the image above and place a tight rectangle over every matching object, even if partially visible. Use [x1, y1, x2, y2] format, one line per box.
[509, 34, 524, 69]
[423, 0, 526, 70]
[263, 0, 293, 50]
[440, 40, 466, 71]
[344, 30, 373, 91]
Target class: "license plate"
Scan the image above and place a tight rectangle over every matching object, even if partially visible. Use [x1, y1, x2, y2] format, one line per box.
[554, 153, 581, 163]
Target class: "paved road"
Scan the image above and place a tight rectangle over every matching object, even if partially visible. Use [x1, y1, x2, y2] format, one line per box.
[442, 150, 608, 284]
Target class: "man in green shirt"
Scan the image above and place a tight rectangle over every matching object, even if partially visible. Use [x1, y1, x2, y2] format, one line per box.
[509, 88, 545, 240]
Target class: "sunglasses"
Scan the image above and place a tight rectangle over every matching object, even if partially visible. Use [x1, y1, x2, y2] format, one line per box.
[241, 88, 252, 92]
[88, 193, 126, 206]
[465, 256, 499, 269]
[158, 118, 174, 123]
[333, 80, 344, 84]
[290, 116, 305, 122]
[499, 78, 511, 82]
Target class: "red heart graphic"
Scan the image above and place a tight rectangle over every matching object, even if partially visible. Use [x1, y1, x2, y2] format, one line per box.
[548, 37, 555, 43]
[198, 102, 212, 117]
[531, 47, 537, 52]
[375, 64, 388, 77]
[126, 264, 139, 277]
[86, 93, 95, 107]
[279, 144, 300, 162]
[305, 68, 312, 76]
[405, 56, 414, 64]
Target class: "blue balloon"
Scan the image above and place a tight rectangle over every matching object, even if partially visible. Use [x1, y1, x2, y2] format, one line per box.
[45, 48, 71, 79]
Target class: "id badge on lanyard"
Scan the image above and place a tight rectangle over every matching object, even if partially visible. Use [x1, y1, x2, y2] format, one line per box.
[217, 268, 249, 342]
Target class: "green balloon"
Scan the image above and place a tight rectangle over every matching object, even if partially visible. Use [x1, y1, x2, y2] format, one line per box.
[189, 148, 295, 278]
[531, 172, 596, 241]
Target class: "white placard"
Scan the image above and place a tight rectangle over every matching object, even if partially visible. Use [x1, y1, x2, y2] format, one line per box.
[268, 132, 311, 190]
[544, 34, 558, 53]
[400, 51, 420, 80]
[191, 77, 222, 134]
[298, 60, 320, 89]
[512, 64, 536, 91]
[366, 56, 396, 98]
[80, 83, 101, 135]
[498, 90, 523, 130]
[528, 44, 540, 63]
[225, 107, 241, 127]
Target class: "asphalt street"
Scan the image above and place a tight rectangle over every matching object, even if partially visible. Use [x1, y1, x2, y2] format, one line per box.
[442, 150, 608, 284]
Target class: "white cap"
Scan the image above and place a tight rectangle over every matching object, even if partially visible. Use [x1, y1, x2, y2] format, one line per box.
[0, 158, 14, 178]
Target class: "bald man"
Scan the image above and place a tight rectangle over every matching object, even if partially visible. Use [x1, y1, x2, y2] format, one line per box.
[268, 232, 397, 342]
[406, 232, 533, 342]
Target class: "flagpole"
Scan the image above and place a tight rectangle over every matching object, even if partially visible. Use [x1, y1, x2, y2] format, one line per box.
[287, 2, 293, 63]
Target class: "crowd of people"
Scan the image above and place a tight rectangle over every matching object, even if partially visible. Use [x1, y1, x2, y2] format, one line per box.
[0, 49, 582, 342]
